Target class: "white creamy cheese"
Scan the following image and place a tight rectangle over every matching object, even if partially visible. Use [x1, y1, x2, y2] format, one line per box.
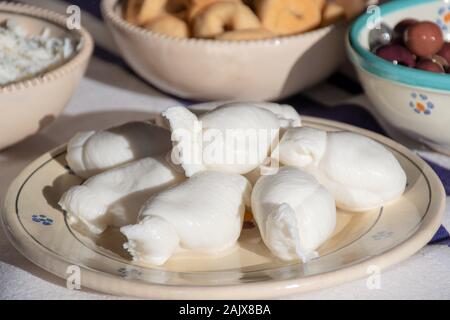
[121, 171, 252, 265]
[66, 121, 173, 179]
[162, 102, 301, 177]
[251, 167, 336, 262]
[273, 127, 407, 212]
[59, 157, 184, 235]
[0, 19, 76, 86]
[251, 102, 302, 128]
[188, 101, 302, 128]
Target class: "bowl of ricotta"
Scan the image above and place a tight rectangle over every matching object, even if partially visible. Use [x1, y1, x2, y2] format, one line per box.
[0, 2, 93, 150]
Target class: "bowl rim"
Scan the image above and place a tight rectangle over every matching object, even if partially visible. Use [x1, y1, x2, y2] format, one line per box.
[101, 0, 341, 47]
[0, 1, 94, 93]
[349, 0, 450, 92]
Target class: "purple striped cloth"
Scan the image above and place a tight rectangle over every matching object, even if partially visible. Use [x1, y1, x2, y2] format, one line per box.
[46, 0, 450, 245]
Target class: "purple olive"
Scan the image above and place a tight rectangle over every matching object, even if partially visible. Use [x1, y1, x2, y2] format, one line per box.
[376, 44, 416, 67]
[416, 59, 445, 73]
[405, 21, 444, 57]
[394, 19, 418, 37]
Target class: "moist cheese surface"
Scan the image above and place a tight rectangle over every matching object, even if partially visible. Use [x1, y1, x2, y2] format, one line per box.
[0, 20, 76, 86]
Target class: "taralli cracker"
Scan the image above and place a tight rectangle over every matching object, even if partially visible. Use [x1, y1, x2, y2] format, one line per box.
[166, 0, 190, 13]
[193, 1, 261, 38]
[122, 0, 359, 40]
[334, 0, 367, 20]
[124, 0, 141, 24]
[188, 0, 239, 21]
[255, 0, 322, 36]
[215, 28, 274, 40]
[137, 0, 167, 25]
[321, 2, 345, 27]
[315, 0, 327, 11]
[166, 0, 192, 20]
[124, 0, 190, 25]
[145, 14, 190, 38]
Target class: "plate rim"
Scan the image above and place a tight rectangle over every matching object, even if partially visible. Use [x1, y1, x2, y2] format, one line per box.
[1, 116, 446, 299]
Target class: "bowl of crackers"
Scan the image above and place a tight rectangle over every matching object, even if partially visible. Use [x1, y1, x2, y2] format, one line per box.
[102, 0, 352, 101]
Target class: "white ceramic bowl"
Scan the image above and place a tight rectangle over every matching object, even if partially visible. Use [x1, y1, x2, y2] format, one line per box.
[101, 0, 346, 101]
[0, 2, 93, 150]
[348, 0, 450, 155]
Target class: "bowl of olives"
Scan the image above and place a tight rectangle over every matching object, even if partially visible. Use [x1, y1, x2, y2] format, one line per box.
[347, 0, 450, 155]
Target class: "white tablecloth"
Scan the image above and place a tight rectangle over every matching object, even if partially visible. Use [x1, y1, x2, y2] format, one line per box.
[0, 55, 449, 300]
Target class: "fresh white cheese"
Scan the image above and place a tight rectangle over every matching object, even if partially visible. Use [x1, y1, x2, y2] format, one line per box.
[251, 166, 336, 262]
[274, 127, 407, 212]
[162, 102, 300, 177]
[59, 157, 184, 235]
[252, 102, 302, 128]
[188, 101, 302, 128]
[121, 171, 252, 266]
[0, 20, 75, 85]
[66, 121, 172, 179]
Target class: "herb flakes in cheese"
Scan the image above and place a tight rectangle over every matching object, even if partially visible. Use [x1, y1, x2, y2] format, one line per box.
[0, 19, 76, 86]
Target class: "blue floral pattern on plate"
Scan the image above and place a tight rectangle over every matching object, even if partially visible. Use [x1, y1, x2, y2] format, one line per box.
[118, 267, 142, 279]
[32, 214, 54, 226]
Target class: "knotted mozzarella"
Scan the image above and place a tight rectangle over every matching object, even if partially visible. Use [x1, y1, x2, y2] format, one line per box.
[252, 102, 302, 128]
[274, 127, 407, 212]
[252, 166, 336, 262]
[66, 121, 172, 179]
[59, 157, 184, 235]
[162, 102, 300, 177]
[121, 171, 252, 265]
[189, 101, 302, 128]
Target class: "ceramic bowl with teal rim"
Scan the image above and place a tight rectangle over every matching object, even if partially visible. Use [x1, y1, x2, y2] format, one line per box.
[347, 0, 450, 155]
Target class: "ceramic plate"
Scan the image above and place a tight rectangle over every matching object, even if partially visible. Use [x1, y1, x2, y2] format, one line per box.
[1, 117, 446, 299]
